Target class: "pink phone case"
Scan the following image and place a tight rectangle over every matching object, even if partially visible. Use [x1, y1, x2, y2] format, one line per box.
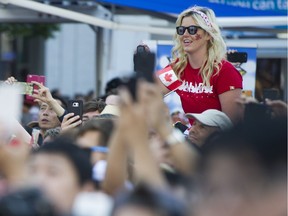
[26, 75, 46, 101]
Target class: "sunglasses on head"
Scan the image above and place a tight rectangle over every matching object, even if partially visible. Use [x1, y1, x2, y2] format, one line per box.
[176, 25, 202, 35]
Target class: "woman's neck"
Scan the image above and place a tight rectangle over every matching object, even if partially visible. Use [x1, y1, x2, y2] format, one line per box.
[186, 48, 207, 69]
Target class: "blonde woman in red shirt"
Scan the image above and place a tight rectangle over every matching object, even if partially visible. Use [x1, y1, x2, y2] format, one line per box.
[158, 6, 243, 125]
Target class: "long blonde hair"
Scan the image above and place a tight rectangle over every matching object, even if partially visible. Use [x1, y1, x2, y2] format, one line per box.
[171, 6, 227, 86]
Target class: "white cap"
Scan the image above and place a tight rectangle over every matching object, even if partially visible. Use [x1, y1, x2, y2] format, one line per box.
[100, 104, 120, 116]
[186, 109, 233, 131]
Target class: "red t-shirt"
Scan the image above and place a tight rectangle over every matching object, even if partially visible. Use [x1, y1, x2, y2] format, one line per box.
[175, 60, 243, 123]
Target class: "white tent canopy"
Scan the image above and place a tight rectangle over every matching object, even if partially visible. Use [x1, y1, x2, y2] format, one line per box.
[0, 0, 287, 36]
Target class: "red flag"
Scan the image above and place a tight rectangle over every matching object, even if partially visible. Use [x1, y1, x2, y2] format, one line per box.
[156, 66, 182, 91]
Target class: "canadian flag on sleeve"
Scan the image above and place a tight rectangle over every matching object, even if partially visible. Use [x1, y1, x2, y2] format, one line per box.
[156, 66, 183, 91]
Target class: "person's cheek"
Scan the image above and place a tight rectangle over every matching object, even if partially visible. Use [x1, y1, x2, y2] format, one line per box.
[46, 175, 70, 203]
[194, 34, 202, 40]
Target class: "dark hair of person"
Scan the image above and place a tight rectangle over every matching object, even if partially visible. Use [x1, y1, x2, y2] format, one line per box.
[77, 119, 114, 147]
[200, 117, 287, 181]
[32, 137, 93, 186]
[53, 95, 68, 110]
[0, 188, 57, 216]
[111, 184, 187, 216]
[105, 77, 123, 95]
[83, 99, 106, 114]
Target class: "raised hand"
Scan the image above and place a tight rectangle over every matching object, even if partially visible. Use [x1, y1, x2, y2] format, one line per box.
[118, 86, 149, 143]
[4, 76, 17, 85]
[117, 85, 166, 188]
[61, 113, 82, 131]
[265, 99, 288, 118]
[31, 81, 65, 117]
[137, 81, 171, 134]
[31, 81, 54, 104]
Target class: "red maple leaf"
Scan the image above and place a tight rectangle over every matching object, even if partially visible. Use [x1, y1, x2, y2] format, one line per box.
[164, 73, 173, 82]
[195, 34, 202, 41]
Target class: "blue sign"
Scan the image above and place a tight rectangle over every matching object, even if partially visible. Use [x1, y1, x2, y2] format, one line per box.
[97, 0, 287, 16]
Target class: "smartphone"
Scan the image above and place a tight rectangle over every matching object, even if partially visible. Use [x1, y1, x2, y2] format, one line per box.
[174, 121, 188, 133]
[227, 52, 248, 63]
[67, 100, 83, 121]
[133, 45, 155, 83]
[123, 45, 155, 101]
[26, 75, 46, 100]
[263, 89, 279, 102]
[0, 81, 34, 95]
[0, 85, 22, 133]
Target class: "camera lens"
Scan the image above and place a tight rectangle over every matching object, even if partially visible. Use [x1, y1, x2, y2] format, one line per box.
[137, 45, 146, 53]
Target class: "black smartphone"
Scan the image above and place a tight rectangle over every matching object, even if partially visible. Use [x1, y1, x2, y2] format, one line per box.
[67, 100, 83, 121]
[227, 52, 248, 63]
[122, 45, 156, 101]
[174, 121, 188, 133]
[263, 89, 279, 102]
[133, 45, 155, 83]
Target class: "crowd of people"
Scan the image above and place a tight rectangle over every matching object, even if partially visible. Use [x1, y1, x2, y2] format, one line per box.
[0, 5, 287, 216]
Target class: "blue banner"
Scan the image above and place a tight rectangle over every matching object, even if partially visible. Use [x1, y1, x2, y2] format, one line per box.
[96, 0, 287, 16]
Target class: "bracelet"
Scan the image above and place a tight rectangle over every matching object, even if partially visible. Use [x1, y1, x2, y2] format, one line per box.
[165, 129, 185, 146]
[90, 146, 109, 153]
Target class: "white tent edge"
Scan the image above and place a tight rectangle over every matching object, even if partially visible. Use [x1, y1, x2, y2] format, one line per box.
[0, 0, 287, 36]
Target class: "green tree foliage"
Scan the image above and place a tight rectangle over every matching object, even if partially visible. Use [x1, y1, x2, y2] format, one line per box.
[0, 23, 60, 39]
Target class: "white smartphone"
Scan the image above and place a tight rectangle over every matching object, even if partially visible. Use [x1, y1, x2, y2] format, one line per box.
[0, 84, 22, 136]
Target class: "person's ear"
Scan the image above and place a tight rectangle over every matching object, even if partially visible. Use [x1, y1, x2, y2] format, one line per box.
[205, 32, 212, 41]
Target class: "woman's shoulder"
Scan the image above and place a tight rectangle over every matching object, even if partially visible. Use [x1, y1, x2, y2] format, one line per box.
[214, 60, 243, 81]
[217, 60, 240, 74]
[219, 60, 236, 69]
